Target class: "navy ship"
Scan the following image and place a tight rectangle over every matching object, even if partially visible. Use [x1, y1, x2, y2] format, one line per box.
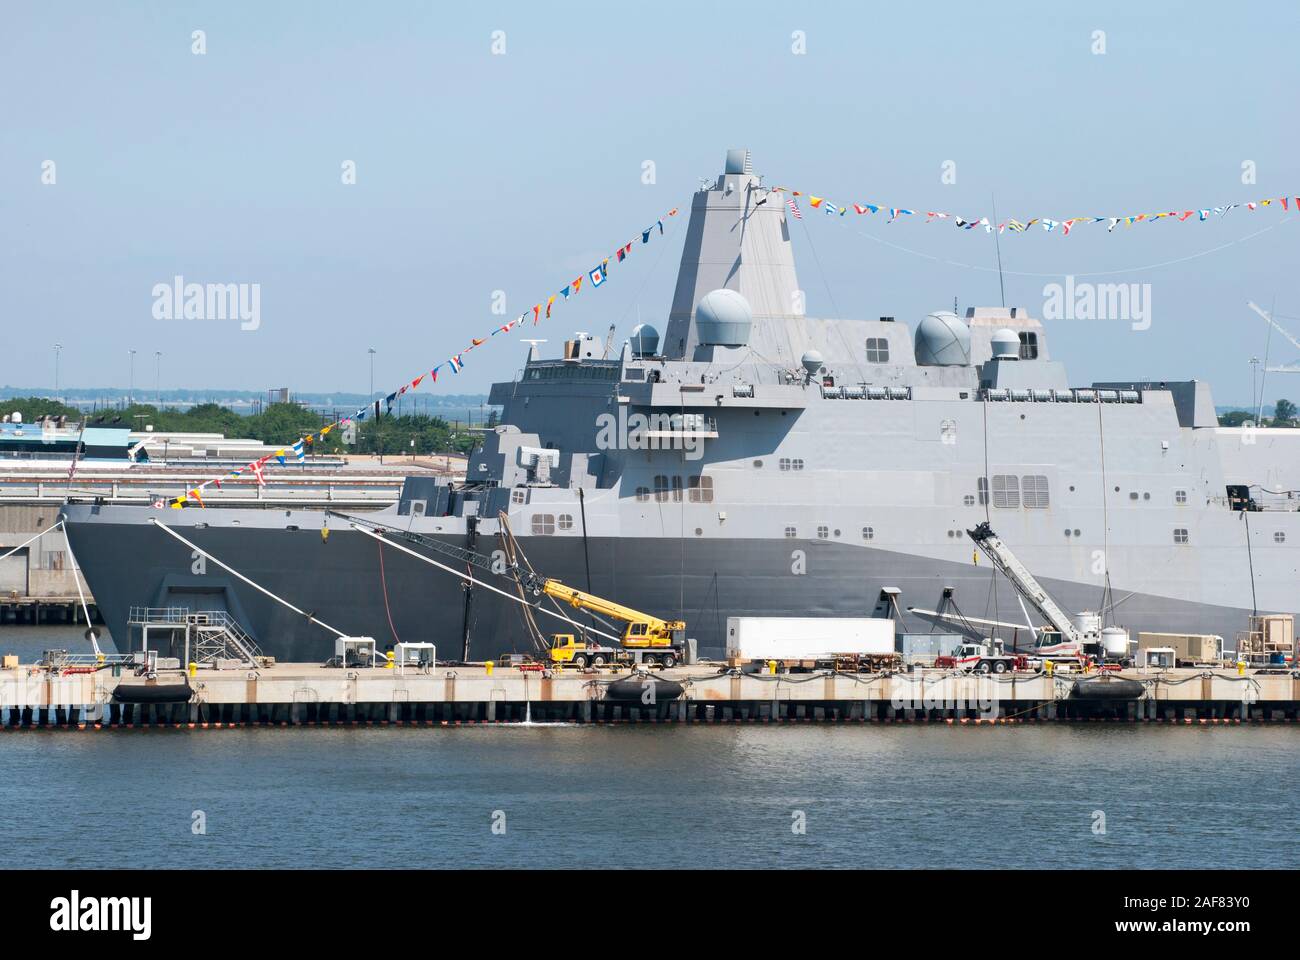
[62, 150, 1300, 662]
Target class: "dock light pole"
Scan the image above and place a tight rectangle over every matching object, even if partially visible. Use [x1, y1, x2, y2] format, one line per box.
[128, 349, 137, 407]
[155, 351, 162, 404]
[53, 343, 62, 403]
[368, 347, 376, 398]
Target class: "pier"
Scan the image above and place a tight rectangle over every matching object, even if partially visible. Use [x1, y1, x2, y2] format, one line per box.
[1, 661, 1297, 728]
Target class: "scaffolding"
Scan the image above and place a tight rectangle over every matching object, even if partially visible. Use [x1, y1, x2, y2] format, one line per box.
[126, 606, 264, 669]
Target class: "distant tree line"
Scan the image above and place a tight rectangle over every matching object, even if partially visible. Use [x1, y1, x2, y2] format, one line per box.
[1, 397, 479, 455]
[1219, 399, 1297, 427]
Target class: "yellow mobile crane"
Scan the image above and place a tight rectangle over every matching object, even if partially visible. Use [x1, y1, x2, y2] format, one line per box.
[494, 513, 686, 668]
[541, 581, 687, 668]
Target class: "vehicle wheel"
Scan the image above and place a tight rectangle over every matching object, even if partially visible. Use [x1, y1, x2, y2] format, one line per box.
[976, 662, 991, 674]
[662, 653, 677, 668]
[993, 660, 1008, 674]
[574, 655, 589, 668]
[592, 655, 607, 667]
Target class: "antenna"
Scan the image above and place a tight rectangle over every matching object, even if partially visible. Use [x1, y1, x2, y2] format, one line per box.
[990, 193, 1006, 308]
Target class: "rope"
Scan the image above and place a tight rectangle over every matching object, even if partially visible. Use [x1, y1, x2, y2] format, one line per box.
[348, 524, 624, 644]
[377, 540, 401, 645]
[151, 518, 345, 637]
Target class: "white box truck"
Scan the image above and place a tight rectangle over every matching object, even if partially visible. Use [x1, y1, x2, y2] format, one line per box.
[725, 617, 896, 665]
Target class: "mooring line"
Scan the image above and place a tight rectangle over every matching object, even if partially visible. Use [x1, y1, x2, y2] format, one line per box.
[151, 518, 346, 637]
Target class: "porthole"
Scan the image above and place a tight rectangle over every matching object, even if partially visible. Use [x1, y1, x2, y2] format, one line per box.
[695, 527, 703, 536]
[862, 526, 874, 540]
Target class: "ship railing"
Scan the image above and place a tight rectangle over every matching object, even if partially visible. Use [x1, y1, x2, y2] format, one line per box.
[980, 387, 1141, 403]
[821, 385, 910, 400]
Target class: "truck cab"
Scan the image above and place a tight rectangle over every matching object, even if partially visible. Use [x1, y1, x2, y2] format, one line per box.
[547, 634, 613, 668]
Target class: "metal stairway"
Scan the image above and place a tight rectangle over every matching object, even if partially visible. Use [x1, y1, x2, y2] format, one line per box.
[127, 607, 264, 668]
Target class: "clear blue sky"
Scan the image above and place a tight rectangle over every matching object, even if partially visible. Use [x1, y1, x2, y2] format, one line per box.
[3, 1, 1297, 405]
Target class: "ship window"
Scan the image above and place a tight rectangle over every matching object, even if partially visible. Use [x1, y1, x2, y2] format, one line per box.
[511, 489, 526, 505]
[992, 475, 1019, 509]
[532, 514, 556, 536]
[865, 338, 890, 363]
[862, 526, 874, 540]
[635, 486, 650, 502]
[1174, 489, 1187, 505]
[557, 514, 574, 531]
[977, 477, 989, 506]
[940, 419, 956, 444]
[753, 460, 763, 468]
[1274, 531, 1286, 543]
[785, 526, 797, 538]
[1173, 527, 1189, 544]
[688, 475, 714, 503]
[963, 495, 976, 507]
[671, 476, 684, 503]
[1022, 475, 1049, 509]
[1018, 332, 1039, 360]
[654, 475, 669, 502]
[779, 457, 791, 470]
[1129, 491, 1139, 501]
[792, 458, 804, 470]
[780, 457, 805, 471]
[816, 525, 829, 539]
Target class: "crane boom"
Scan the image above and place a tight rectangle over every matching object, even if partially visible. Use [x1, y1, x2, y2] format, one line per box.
[966, 522, 1083, 645]
[540, 580, 685, 648]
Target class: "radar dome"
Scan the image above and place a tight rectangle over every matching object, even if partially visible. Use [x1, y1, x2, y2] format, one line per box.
[629, 322, 660, 357]
[990, 327, 1020, 360]
[914, 311, 971, 366]
[694, 289, 752, 347]
[801, 349, 825, 375]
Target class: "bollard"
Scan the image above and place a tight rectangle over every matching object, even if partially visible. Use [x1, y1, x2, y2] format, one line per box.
[767, 660, 777, 676]
[385, 651, 395, 670]
[484, 660, 494, 677]
[1237, 660, 1246, 677]
[1045, 659, 1054, 677]
[188, 662, 197, 678]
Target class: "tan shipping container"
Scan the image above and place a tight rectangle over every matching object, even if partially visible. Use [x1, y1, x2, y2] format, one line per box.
[1136, 632, 1221, 664]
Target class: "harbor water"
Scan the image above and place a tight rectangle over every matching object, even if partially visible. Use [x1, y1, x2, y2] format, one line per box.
[2, 627, 1297, 870]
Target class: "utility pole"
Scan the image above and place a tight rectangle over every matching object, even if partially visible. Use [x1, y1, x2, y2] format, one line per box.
[128, 349, 137, 407]
[1250, 357, 1260, 420]
[368, 347, 376, 398]
[53, 343, 62, 403]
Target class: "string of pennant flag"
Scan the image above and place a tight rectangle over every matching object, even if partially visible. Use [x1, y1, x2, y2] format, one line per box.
[167, 205, 681, 508]
[771, 187, 1297, 235]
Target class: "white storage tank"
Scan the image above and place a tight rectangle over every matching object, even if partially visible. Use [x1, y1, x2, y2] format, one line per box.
[1100, 626, 1131, 658]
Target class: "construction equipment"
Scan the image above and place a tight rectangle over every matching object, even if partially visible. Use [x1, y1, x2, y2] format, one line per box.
[335, 509, 688, 667]
[964, 522, 1102, 661]
[934, 640, 1026, 674]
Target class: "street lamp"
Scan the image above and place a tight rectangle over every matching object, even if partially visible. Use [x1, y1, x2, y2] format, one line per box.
[368, 347, 376, 398]
[128, 349, 137, 407]
[53, 343, 62, 403]
[155, 351, 162, 405]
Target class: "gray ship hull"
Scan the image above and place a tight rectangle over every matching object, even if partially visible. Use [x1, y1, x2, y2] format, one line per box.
[62, 505, 1255, 662]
